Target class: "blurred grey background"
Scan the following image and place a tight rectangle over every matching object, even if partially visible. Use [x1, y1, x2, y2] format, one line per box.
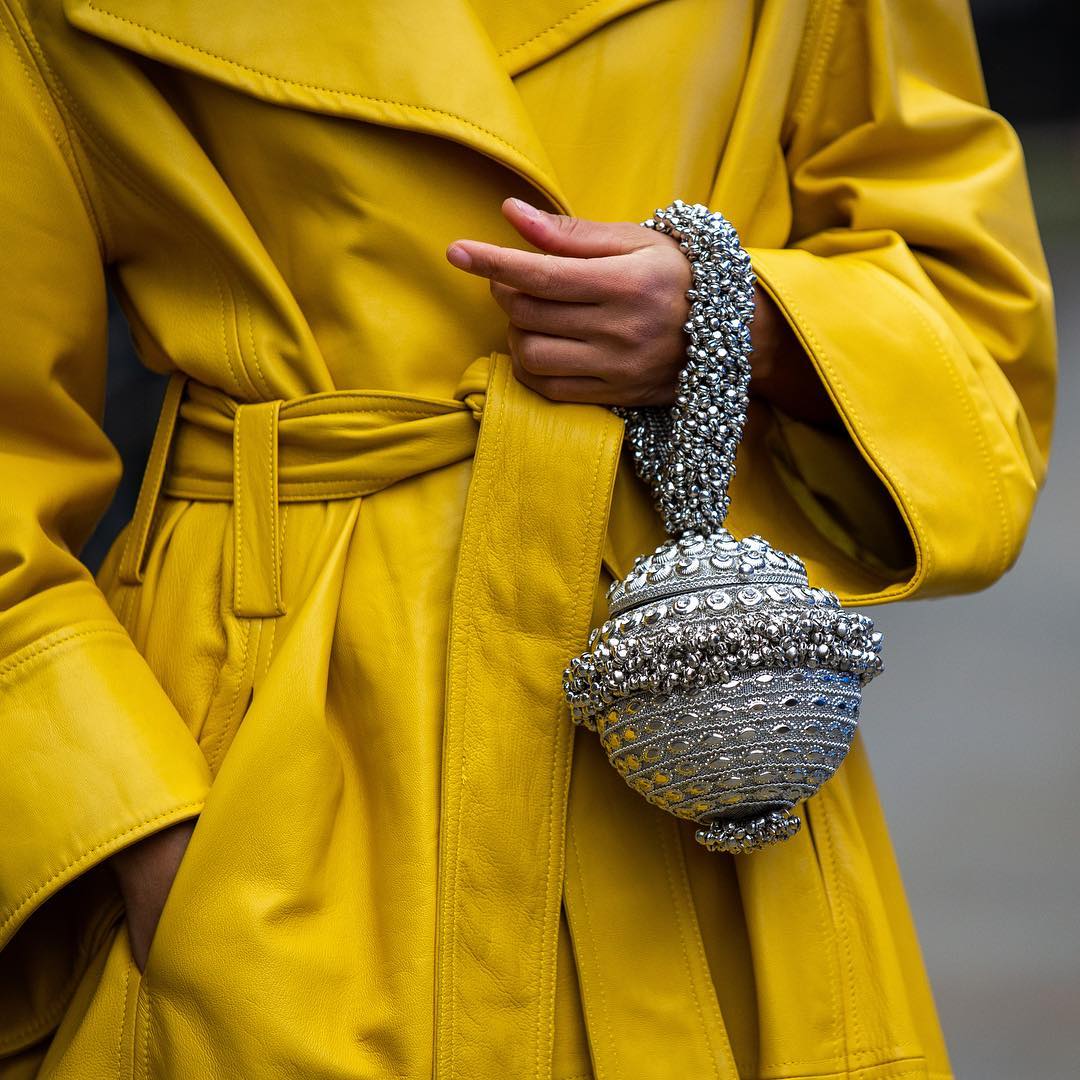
[80, 2, 1078, 1077]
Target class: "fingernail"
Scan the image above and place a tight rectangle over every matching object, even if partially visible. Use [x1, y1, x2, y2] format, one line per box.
[509, 197, 542, 220]
[446, 243, 473, 270]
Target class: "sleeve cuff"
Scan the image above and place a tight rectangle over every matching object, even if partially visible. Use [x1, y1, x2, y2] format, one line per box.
[0, 620, 210, 950]
[746, 245, 1033, 602]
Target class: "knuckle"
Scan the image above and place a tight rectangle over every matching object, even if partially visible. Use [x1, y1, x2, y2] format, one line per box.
[489, 280, 511, 309]
[507, 323, 525, 356]
[537, 377, 571, 402]
[557, 214, 582, 238]
[507, 291, 534, 325]
[532, 380, 558, 401]
[622, 310, 653, 342]
[614, 264, 649, 302]
[510, 348, 535, 383]
[605, 308, 650, 346]
[516, 334, 546, 374]
[665, 287, 690, 329]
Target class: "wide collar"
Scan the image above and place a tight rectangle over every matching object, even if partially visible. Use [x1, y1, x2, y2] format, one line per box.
[64, 0, 661, 215]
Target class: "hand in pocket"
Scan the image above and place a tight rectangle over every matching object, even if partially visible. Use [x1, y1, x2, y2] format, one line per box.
[109, 819, 197, 973]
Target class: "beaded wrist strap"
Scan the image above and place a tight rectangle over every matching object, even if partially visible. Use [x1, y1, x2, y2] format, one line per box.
[562, 201, 884, 855]
[616, 199, 756, 535]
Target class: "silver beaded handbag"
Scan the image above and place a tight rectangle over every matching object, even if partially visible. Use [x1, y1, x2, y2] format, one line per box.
[563, 201, 884, 854]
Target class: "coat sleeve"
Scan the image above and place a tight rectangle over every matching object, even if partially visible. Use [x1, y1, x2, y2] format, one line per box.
[743, 0, 1056, 604]
[0, 2, 210, 1020]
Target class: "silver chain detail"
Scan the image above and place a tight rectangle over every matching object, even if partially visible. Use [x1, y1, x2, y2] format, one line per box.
[615, 200, 756, 536]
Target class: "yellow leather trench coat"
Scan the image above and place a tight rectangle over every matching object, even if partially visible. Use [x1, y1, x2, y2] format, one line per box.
[0, 0, 1055, 1077]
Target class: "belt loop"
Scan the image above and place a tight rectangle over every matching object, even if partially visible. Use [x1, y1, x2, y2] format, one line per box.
[232, 399, 286, 618]
[119, 372, 189, 585]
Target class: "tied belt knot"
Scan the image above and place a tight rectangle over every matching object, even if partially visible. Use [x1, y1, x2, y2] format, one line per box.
[118, 356, 491, 617]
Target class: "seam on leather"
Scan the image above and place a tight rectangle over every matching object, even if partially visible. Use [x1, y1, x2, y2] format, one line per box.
[537, 412, 616, 1080]
[115, 949, 132, 1077]
[437, 360, 500, 1075]
[795, 795, 845, 1067]
[268, 404, 281, 613]
[0, 1, 108, 252]
[763, 1044, 931, 1072]
[0, 800, 204, 940]
[759, 1058, 931, 1080]
[260, 608, 278, 686]
[204, 617, 254, 776]
[278, 472, 442, 488]
[875, 270, 1012, 582]
[280, 394, 465, 414]
[138, 963, 151, 1080]
[83, 1, 555, 186]
[0, 623, 128, 681]
[233, 406, 247, 613]
[657, 816, 725, 1080]
[497, 0, 603, 59]
[816, 785, 863, 1063]
[12, 24, 250, 397]
[283, 403, 463, 418]
[258, 504, 285, 685]
[240, 263, 271, 397]
[788, 0, 844, 133]
[567, 820, 620, 1079]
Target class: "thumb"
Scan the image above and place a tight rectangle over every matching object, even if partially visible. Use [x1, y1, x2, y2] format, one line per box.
[501, 197, 645, 258]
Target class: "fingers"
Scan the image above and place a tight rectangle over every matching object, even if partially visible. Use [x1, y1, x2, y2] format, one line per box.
[500, 197, 646, 258]
[507, 326, 615, 402]
[509, 352, 616, 405]
[508, 325, 605, 378]
[506, 327, 665, 406]
[445, 200, 691, 408]
[489, 281, 598, 340]
[446, 238, 631, 301]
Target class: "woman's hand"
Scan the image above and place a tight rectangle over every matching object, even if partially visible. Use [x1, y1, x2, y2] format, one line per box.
[109, 818, 195, 972]
[446, 198, 841, 428]
[447, 198, 690, 407]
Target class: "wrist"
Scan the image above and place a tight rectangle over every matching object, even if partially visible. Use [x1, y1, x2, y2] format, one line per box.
[110, 818, 195, 896]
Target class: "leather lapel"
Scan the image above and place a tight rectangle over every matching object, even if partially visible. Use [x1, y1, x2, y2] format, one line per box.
[469, 0, 666, 75]
[63, 0, 582, 211]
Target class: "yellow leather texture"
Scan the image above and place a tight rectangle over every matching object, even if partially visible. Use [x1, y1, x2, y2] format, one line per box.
[0, 0, 1054, 1077]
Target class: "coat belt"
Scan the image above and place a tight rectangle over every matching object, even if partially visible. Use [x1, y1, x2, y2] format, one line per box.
[115, 353, 626, 1079]
[118, 356, 492, 615]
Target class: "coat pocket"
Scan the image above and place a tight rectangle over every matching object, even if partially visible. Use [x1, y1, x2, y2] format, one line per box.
[126, 807, 213, 1080]
[35, 919, 142, 1080]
